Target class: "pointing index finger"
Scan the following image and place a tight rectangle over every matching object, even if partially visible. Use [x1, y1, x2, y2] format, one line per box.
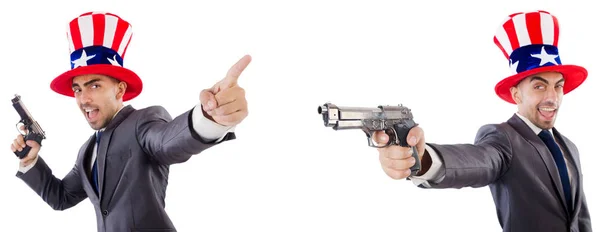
[223, 55, 252, 87]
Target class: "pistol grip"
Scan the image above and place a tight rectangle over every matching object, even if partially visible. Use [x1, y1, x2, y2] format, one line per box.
[392, 121, 421, 176]
[14, 132, 43, 159]
[14, 146, 31, 159]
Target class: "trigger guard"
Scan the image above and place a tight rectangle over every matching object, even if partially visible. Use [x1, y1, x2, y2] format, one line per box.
[386, 127, 400, 145]
[368, 131, 391, 148]
[15, 122, 26, 136]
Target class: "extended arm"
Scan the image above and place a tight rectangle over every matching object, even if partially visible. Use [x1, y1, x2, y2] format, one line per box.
[410, 124, 513, 189]
[16, 155, 88, 211]
[136, 105, 235, 165]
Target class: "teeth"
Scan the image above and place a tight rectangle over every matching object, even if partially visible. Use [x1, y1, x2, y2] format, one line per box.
[84, 109, 96, 113]
[539, 108, 555, 111]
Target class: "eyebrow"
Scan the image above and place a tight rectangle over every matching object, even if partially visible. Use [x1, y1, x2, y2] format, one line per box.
[72, 78, 101, 88]
[529, 76, 565, 84]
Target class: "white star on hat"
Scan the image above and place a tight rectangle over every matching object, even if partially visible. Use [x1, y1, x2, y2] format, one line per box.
[509, 59, 520, 74]
[72, 50, 96, 68]
[530, 46, 558, 66]
[107, 55, 121, 67]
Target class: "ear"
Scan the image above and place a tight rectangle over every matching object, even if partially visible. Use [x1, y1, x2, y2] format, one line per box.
[510, 86, 521, 104]
[115, 81, 128, 100]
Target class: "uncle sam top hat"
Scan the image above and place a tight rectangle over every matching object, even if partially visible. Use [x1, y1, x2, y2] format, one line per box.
[493, 10, 587, 104]
[50, 12, 143, 101]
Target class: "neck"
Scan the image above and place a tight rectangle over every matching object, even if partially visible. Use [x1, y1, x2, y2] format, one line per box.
[515, 112, 552, 136]
[98, 104, 126, 131]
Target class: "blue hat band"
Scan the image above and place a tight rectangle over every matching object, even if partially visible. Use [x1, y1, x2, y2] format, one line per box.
[509, 44, 562, 74]
[70, 46, 124, 70]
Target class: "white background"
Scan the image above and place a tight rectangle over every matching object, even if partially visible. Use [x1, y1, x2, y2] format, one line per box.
[0, 0, 598, 231]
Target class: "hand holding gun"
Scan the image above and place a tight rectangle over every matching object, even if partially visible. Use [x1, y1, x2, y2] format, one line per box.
[318, 102, 424, 177]
[11, 94, 46, 160]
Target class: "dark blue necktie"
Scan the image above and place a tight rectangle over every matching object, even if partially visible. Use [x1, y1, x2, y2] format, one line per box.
[91, 131, 102, 195]
[538, 129, 572, 212]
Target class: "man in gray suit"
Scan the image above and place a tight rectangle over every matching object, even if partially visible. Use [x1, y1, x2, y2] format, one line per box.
[375, 11, 592, 232]
[9, 12, 249, 232]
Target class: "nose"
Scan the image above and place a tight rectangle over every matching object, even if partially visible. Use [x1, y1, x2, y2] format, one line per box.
[78, 90, 92, 104]
[545, 86, 560, 102]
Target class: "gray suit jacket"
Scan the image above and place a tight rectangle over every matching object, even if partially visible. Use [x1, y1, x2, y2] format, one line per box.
[16, 105, 235, 232]
[424, 114, 591, 232]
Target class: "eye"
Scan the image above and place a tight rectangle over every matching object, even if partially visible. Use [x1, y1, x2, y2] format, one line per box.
[534, 85, 545, 90]
[73, 89, 81, 93]
[91, 84, 100, 89]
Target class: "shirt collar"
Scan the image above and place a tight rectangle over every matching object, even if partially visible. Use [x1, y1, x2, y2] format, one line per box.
[515, 112, 553, 137]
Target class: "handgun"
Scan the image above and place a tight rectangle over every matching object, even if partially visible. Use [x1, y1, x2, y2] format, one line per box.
[11, 94, 46, 159]
[318, 102, 421, 176]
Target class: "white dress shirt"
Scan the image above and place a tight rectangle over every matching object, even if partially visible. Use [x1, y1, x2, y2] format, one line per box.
[18, 103, 233, 174]
[409, 112, 575, 188]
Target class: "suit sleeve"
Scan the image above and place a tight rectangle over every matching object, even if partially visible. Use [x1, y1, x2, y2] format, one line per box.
[136, 105, 236, 165]
[15, 155, 88, 211]
[423, 124, 514, 189]
[578, 177, 592, 231]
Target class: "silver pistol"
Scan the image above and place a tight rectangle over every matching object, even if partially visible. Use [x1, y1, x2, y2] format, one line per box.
[12, 94, 46, 159]
[318, 102, 421, 176]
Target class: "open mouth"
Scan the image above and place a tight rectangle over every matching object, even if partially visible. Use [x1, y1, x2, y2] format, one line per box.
[85, 108, 100, 121]
[538, 107, 556, 121]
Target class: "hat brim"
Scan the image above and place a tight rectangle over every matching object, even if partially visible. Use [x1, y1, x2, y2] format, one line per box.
[495, 65, 587, 104]
[50, 65, 143, 102]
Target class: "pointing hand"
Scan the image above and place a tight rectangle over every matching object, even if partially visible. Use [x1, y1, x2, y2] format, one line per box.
[199, 55, 251, 127]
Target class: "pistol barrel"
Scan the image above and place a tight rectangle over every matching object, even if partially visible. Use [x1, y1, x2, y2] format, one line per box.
[12, 95, 31, 123]
[319, 103, 413, 130]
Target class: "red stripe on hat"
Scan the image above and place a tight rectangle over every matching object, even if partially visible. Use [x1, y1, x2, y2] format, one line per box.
[552, 15, 559, 46]
[92, 14, 105, 46]
[69, 19, 83, 50]
[121, 33, 132, 58]
[525, 12, 543, 44]
[503, 18, 520, 51]
[494, 36, 509, 59]
[111, 18, 129, 52]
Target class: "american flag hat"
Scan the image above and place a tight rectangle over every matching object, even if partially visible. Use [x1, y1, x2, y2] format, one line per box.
[493, 10, 587, 104]
[50, 12, 142, 101]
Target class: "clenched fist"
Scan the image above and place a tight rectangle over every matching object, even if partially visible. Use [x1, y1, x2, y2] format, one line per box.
[200, 55, 251, 127]
[375, 126, 428, 180]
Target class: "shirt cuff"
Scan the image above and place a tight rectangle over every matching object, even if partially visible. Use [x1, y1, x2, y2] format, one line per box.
[192, 103, 235, 142]
[409, 144, 444, 187]
[18, 155, 39, 173]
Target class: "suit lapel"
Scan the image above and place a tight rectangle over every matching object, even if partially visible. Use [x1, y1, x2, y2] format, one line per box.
[77, 135, 99, 202]
[97, 128, 112, 200]
[507, 114, 569, 216]
[97, 105, 135, 202]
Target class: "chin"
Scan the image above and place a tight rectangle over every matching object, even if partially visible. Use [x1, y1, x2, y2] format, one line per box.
[88, 123, 102, 130]
[86, 118, 107, 130]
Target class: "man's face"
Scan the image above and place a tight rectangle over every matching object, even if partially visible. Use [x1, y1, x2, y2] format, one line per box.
[510, 71, 564, 130]
[72, 74, 126, 130]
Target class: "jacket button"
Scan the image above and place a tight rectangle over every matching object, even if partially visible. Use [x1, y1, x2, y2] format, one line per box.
[102, 210, 108, 216]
